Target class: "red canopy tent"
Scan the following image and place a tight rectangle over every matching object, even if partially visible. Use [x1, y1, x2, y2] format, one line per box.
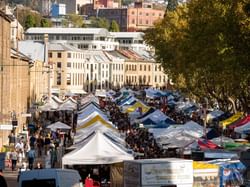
[229, 114, 250, 130]
[198, 139, 221, 150]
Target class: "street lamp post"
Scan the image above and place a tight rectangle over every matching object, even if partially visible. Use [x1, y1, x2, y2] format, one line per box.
[203, 97, 208, 140]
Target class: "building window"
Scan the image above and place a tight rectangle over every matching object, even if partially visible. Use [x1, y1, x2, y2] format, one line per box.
[146, 20, 149, 24]
[67, 73, 71, 85]
[144, 65, 146, 71]
[155, 66, 157, 71]
[140, 65, 142, 71]
[49, 52, 52, 58]
[57, 62, 61, 68]
[57, 53, 62, 58]
[132, 19, 135, 24]
[57, 73, 61, 85]
[148, 65, 151, 71]
[159, 75, 161, 83]
[67, 53, 71, 58]
[146, 13, 149, 16]
[131, 11, 135, 15]
[148, 76, 150, 83]
[67, 62, 71, 67]
[155, 76, 157, 82]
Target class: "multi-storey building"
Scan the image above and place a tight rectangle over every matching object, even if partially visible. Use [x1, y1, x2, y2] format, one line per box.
[25, 27, 119, 51]
[18, 40, 49, 105]
[81, 2, 165, 31]
[108, 49, 167, 88]
[127, 2, 165, 31]
[111, 32, 146, 51]
[58, 0, 92, 14]
[0, 10, 31, 149]
[48, 43, 125, 94]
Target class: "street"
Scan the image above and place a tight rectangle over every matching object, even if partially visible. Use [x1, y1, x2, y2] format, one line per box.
[4, 168, 18, 187]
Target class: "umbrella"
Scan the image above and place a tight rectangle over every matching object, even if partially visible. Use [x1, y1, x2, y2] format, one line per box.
[46, 121, 71, 132]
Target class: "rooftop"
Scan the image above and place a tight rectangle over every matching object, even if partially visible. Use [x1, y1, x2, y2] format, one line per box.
[26, 27, 111, 37]
[110, 32, 144, 40]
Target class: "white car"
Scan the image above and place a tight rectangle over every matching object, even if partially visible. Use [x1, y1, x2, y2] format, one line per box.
[18, 168, 83, 187]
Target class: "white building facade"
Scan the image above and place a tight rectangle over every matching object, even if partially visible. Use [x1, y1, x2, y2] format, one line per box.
[25, 28, 119, 51]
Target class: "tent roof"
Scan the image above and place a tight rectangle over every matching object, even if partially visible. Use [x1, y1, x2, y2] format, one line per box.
[124, 101, 150, 113]
[58, 98, 77, 111]
[81, 93, 99, 105]
[77, 110, 108, 124]
[47, 121, 71, 131]
[220, 112, 243, 128]
[62, 131, 134, 165]
[76, 115, 115, 130]
[229, 114, 250, 130]
[39, 99, 59, 111]
[78, 104, 107, 120]
[139, 109, 173, 124]
[207, 110, 224, 121]
[51, 95, 63, 104]
[78, 101, 102, 112]
[234, 121, 250, 134]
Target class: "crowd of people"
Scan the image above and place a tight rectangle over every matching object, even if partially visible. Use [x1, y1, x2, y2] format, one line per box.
[2, 89, 224, 186]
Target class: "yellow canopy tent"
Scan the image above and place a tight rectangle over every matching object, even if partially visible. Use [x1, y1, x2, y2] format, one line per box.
[220, 112, 243, 129]
[125, 101, 150, 113]
[76, 115, 115, 130]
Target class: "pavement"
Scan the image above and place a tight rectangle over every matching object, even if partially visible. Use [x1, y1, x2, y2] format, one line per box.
[3, 150, 62, 187]
[4, 162, 19, 187]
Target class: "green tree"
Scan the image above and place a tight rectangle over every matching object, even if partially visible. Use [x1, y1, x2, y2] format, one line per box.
[89, 17, 110, 30]
[24, 14, 35, 30]
[109, 20, 120, 32]
[16, 7, 43, 29]
[68, 14, 85, 27]
[145, 0, 250, 113]
[40, 18, 52, 27]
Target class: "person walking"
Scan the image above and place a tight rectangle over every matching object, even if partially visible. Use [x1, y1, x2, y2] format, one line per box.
[27, 147, 36, 170]
[50, 144, 57, 168]
[0, 169, 8, 187]
[10, 149, 18, 171]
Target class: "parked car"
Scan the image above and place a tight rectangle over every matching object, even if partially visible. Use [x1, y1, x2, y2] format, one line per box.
[18, 168, 83, 187]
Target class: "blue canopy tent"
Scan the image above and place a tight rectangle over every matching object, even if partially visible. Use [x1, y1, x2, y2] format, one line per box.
[137, 108, 155, 120]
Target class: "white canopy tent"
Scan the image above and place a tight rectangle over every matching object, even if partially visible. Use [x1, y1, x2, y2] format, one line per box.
[81, 94, 99, 105]
[58, 98, 77, 111]
[62, 131, 134, 165]
[39, 99, 60, 111]
[74, 121, 119, 144]
[77, 104, 107, 121]
[138, 109, 169, 124]
[77, 112, 111, 128]
[46, 121, 71, 132]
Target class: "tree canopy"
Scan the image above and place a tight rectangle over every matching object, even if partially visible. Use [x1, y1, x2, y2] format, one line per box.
[89, 17, 110, 30]
[63, 14, 85, 28]
[109, 20, 120, 32]
[144, 0, 250, 113]
[16, 7, 51, 30]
